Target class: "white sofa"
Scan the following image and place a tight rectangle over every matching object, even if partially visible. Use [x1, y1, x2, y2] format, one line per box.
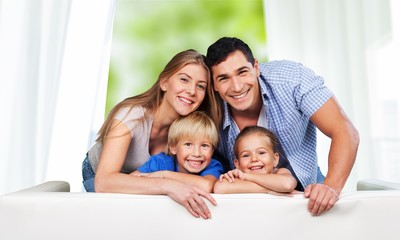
[1, 180, 400, 240]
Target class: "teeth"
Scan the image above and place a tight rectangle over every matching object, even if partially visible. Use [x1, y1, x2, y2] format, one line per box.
[187, 160, 203, 168]
[250, 166, 262, 170]
[232, 92, 247, 99]
[179, 97, 193, 104]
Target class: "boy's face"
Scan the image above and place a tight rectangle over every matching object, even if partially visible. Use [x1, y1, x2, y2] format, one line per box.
[234, 134, 279, 174]
[169, 136, 214, 174]
[211, 50, 261, 113]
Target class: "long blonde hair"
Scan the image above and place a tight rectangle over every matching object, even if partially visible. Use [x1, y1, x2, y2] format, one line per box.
[96, 49, 221, 143]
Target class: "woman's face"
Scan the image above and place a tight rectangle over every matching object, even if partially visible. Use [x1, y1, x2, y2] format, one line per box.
[160, 63, 208, 116]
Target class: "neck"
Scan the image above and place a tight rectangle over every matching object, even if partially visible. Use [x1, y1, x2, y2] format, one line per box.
[230, 99, 262, 131]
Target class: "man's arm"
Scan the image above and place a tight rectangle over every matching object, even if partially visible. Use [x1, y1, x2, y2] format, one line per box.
[305, 96, 360, 215]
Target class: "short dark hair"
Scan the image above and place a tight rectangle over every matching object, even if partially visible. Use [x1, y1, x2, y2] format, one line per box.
[206, 37, 255, 68]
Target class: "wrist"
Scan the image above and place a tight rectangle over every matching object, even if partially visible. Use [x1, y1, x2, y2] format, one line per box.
[323, 180, 342, 195]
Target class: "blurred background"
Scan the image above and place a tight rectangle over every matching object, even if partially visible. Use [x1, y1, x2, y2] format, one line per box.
[1, 0, 399, 194]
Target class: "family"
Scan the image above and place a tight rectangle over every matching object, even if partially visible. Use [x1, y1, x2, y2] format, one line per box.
[81, 37, 360, 219]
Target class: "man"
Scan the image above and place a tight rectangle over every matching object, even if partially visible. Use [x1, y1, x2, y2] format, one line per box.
[206, 37, 359, 216]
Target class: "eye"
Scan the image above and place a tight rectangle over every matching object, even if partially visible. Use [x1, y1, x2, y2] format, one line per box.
[180, 77, 189, 83]
[197, 83, 206, 90]
[241, 153, 250, 158]
[183, 142, 192, 147]
[217, 76, 228, 82]
[201, 143, 211, 149]
[259, 151, 267, 155]
[239, 69, 248, 76]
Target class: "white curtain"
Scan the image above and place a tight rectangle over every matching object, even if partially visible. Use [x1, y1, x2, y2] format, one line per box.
[263, 0, 400, 190]
[0, 0, 115, 194]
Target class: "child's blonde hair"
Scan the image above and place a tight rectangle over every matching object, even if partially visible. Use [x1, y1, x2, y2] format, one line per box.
[167, 111, 218, 153]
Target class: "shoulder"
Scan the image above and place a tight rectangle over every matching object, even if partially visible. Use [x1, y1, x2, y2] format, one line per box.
[275, 167, 292, 175]
[207, 159, 224, 171]
[115, 106, 147, 121]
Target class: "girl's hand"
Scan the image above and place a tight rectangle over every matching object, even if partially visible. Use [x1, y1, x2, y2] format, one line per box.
[219, 169, 245, 182]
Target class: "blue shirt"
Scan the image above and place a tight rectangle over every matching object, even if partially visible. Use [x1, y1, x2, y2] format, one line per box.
[218, 60, 332, 189]
[137, 152, 224, 179]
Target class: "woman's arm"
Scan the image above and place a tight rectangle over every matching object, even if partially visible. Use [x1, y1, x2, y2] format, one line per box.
[137, 171, 217, 193]
[243, 168, 297, 193]
[94, 120, 216, 219]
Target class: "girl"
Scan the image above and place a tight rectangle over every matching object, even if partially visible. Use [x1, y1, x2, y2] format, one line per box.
[213, 126, 297, 194]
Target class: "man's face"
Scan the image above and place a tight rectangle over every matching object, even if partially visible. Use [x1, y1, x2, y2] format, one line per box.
[211, 50, 261, 113]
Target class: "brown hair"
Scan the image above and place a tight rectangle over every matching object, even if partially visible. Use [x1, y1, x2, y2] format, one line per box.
[96, 49, 221, 144]
[233, 126, 279, 158]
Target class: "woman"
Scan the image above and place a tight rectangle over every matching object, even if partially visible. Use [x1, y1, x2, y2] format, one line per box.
[82, 49, 220, 219]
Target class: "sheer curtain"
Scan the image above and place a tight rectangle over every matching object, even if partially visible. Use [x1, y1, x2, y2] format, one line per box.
[263, 0, 400, 190]
[0, 0, 115, 194]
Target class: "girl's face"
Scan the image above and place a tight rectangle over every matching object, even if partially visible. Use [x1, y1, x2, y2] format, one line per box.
[234, 134, 279, 174]
[160, 63, 208, 117]
[169, 136, 214, 174]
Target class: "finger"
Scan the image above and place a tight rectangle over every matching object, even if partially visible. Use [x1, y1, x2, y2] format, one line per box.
[315, 194, 329, 216]
[189, 198, 208, 219]
[184, 201, 200, 218]
[307, 188, 320, 216]
[197, 190, 217, 206]
[227, 172, 235, 182]
[325, 194, 338, 212]
[219, 175, 224, 182]
[303, 184, 313, 198]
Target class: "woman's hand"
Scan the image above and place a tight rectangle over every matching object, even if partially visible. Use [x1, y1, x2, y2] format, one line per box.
[165, 181, 217, 219]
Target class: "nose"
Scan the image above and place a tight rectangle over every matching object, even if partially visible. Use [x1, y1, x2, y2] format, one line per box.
[251, 155, 259, 162]
[185, 82, 196, 95]
[191, 145, 201, 157]
[231, 76, 243, 92]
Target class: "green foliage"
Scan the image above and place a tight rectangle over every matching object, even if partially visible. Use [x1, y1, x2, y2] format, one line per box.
[106, 0, 266, 116]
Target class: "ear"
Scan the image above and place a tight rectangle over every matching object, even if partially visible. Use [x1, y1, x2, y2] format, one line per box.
[160, 78, 168, 91]
[254, 59, 260, 78]
[234, 159, 239, 169]
[169, 145, 177, 155]
[273, 153, 279, 168]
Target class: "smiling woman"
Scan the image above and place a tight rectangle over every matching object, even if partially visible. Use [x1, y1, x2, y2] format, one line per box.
[82, 49, 221, 219]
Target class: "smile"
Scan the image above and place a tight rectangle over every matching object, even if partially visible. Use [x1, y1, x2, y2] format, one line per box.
[231, 90, 248, 99]
[178, 96, 193, 105]
[249, 165, 263, 171]
[186, 159, 204, 169]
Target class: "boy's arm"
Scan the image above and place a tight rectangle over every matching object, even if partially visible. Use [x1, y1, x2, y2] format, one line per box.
[243, 168, 297, 193]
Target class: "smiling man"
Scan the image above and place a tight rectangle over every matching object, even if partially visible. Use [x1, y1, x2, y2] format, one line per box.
[206, 37, 359, 216]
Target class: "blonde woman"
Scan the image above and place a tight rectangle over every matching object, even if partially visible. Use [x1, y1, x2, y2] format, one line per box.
[82, 49, 220, 219]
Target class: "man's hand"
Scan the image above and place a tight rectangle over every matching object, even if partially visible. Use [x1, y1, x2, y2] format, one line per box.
[303, 183, 339, 216]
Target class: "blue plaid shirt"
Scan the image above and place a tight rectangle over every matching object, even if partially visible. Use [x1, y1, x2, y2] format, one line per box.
[218, 60, 332, 189]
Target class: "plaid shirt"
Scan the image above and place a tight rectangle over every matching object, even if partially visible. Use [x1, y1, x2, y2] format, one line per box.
[218, 60, 332, 189]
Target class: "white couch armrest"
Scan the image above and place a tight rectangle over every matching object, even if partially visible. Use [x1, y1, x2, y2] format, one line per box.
[357, 178, 400, 190]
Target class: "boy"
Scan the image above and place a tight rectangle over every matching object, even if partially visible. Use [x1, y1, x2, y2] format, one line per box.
[214, 126, 297, 194]
[133, 111, 223, 193]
